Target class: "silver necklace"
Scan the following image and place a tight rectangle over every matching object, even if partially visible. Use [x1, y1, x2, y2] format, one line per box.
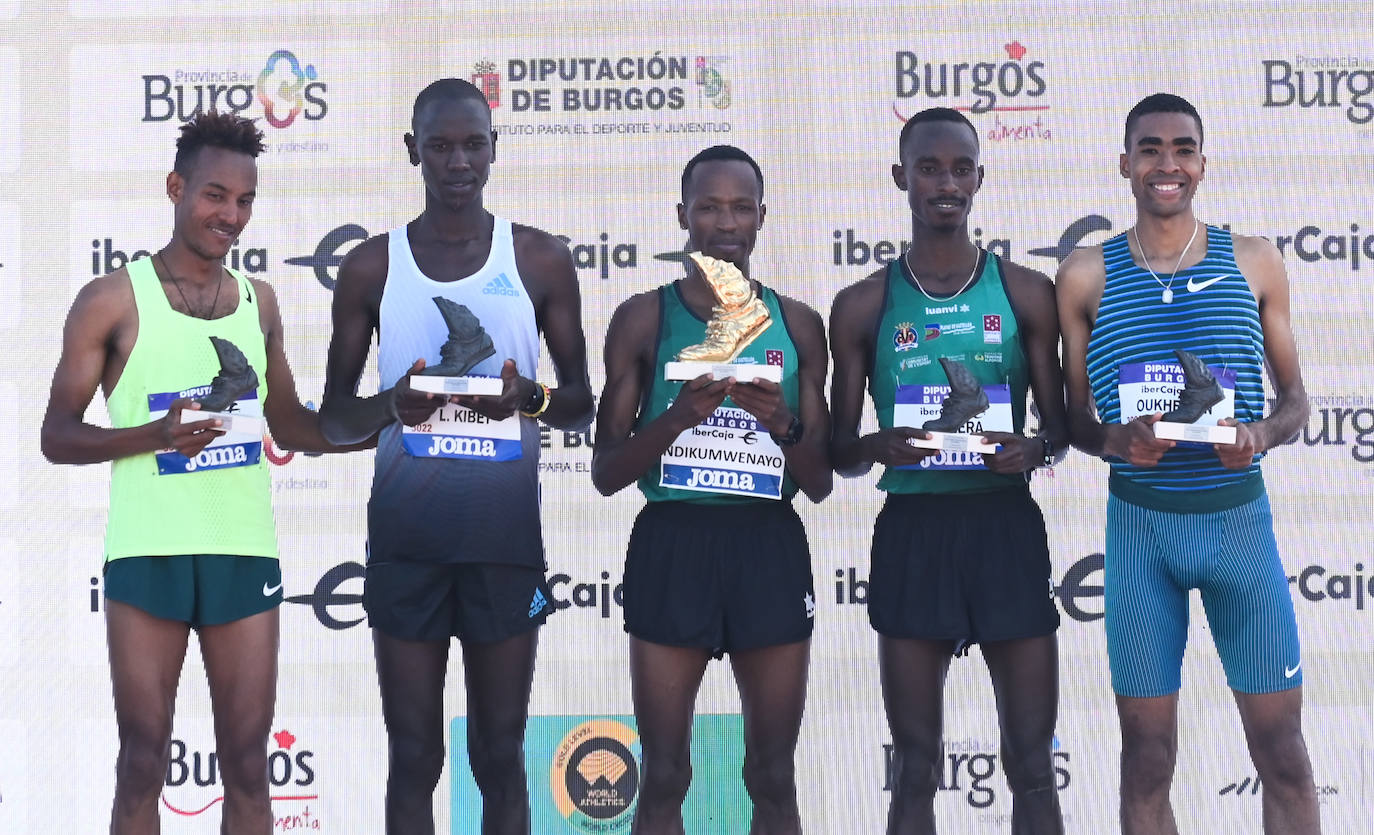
[902, 247, 982, 302]
[1131, 220, 1199, 304]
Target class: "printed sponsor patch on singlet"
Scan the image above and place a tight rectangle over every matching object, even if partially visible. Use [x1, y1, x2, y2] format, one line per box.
[401, 394, 522, 461]
[659, 403, 785, 499]
[148, 387, 262, 474]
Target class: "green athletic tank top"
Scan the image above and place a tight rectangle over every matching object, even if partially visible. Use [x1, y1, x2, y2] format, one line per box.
[871, 251, 1029, 494]
[636, 282, 800, 504]
[104, 257, 278, 561]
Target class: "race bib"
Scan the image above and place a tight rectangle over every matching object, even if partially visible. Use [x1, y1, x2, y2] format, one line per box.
[1117, 362, 1235, 424]
[893, 382, 1012, 470]
[149, 387, 262, 475]
[660, 404, 785, 499]
[401, 403, 522, 461]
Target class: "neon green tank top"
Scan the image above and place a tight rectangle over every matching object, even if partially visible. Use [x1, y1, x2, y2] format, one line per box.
[636, 282, 800, 504]
[104, 257, 277, 561]
[871, 252, 1029, 494]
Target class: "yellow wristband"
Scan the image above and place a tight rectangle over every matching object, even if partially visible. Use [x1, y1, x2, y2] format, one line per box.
[520, 382, 552, 418]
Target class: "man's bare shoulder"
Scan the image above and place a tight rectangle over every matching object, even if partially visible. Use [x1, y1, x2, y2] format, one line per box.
[511, 223, 573, 260]
[832, 268, 887, 309]
[338, 233, 390, 277]
[1056, 244, 1107, 286]
[995, 255, 1054, 290]
[1231, 232, 1284, 269]
[73, 267, 136, 318]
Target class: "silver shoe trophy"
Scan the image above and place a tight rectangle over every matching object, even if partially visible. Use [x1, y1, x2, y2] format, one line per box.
[905, 357, 999, 454]
[179, 336, 262, 433]
[408, 297, 504, 396]
[1152, 349, 1236, 444]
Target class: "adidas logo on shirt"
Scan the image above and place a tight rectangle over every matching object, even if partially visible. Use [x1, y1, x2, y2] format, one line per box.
[483, 273, 520, 297]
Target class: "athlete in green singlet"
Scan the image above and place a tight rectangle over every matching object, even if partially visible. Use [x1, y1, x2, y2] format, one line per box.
[41, 112, 363, 835]
[830, 108, 1068, 835]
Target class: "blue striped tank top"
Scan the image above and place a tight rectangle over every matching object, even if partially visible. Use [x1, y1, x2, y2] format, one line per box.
[1086, 225, 1265, 512]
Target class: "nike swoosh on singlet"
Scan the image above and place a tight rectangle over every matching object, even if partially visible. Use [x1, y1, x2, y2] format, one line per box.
[1186, 273, 1235, 293]
[263, 582, 283, 597]
[1284, 661, 1301, 678]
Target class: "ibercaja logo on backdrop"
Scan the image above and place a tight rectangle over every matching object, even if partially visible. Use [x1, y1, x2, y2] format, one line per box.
[467, 50, 734, 139]
[450, 714, 748, 833]
[891, 40, 1053, 144]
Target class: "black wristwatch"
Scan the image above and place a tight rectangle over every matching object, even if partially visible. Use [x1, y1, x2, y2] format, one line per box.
[1039, 436, 1054, 468]
[771, 416, 804, 447]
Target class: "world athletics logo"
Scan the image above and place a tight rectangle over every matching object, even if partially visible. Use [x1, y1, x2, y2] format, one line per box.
[450, 714, 748, 833]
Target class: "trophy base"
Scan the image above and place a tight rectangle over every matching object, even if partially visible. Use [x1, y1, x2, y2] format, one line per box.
[906, 430, 1000, 454]
[410, 375, 505, 396]
[664, 361, 783, 383]
[1154, 421, 1237, 445]
[180, 409, 262, 434]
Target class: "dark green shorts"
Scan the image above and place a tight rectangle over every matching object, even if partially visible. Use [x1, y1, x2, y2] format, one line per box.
[104, 555, 282, 627]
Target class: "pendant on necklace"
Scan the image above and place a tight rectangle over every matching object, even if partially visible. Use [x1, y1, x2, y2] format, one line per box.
[1162, 288, 1173, 304]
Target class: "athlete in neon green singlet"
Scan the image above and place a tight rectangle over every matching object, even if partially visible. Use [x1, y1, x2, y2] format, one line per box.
[41, 112, 365, 835]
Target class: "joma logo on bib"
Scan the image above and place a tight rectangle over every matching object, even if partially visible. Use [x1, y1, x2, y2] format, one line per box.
[684, 467, 755, 491]
[183, 445, 250, 472]
[426, 436, 498, 458]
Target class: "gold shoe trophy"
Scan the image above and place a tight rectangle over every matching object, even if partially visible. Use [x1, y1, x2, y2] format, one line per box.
[905, 356, 999, 454]
[1152, 348, 1236, 444]
[664, 252, 781, 383]
[408, 297, 504, 396]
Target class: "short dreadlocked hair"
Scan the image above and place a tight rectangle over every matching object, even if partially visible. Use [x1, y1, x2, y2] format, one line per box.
[172, 111, 265, 177]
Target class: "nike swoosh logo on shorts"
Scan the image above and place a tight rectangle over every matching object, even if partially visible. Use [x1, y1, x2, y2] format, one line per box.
[1186, 273, 1233, 293]
[1284, 661, 1301, 678]
[263, 582, 283, 597]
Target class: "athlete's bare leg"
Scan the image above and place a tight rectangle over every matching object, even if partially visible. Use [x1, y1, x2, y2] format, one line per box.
[107, 599, 191, 834]
[629, 638, 712, 835]
[1233, 687, 1320, 834]
[982, 635, 1063, 835]
[1117, 693, 1180, 835]
[200, 607, 279, 835]
[879, 636, 956, 835]
[730, 639, 810, 835]
[461, 629, 541, 835]
[374, 630, 450, 835]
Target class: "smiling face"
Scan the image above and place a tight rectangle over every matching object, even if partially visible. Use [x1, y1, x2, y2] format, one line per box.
[677, 158, 766, 271]
[1121, 111, 1206, 219]
[167, 145, 257, 262]
[405, 95, 496, 212]
[893, 120, 984, 233]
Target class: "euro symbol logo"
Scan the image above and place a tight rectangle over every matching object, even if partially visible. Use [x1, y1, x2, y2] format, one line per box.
[285, 561, 366, 629]
[1056, 552, 1105, 622]
[740, 431, 758, 445]
[284, 224, 370, 291]
[1028, 215, 1113, 263]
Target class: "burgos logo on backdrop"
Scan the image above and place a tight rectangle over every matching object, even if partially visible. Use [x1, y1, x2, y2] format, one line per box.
[142, 50, 328, 128]
[893, 41, 1051, 143]
[162, 728, 321, 828]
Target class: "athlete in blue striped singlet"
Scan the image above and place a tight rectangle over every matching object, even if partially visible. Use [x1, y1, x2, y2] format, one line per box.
[1057, 94, 1320, 834]
[320, 79, 593, 834]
